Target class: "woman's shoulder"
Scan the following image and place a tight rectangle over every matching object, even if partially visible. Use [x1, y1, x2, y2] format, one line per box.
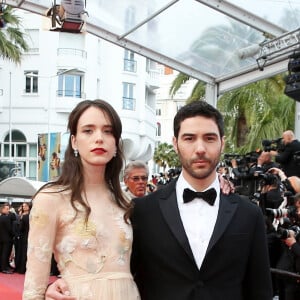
[33, 184, 71, 205]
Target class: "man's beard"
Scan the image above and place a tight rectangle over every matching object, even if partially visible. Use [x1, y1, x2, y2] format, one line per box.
[177, 151, 220, 180]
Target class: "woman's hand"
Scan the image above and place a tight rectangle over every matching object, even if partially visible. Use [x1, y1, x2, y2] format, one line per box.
[46, 279, 76, 300]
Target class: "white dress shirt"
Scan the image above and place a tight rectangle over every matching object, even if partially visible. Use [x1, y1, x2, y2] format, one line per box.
[176, 173, 220, 269]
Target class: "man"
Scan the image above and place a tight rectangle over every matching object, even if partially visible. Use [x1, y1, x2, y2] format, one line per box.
[45, 101, 272, 300]
[270, 130, 300, 177]
[123, 160, 149, 199]
[0, 203, 14, 274]
[131, 101, 272, 299]
[256, 150, 280, 172]
[275, 193, 300, 300]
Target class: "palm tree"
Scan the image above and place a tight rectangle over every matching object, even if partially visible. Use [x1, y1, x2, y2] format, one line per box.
[0, 5, 29, 64]
[188, 22, 263, 76]
[153, 142, 181, 172]
[218, 75, 295, 154]
[169, 73, 206, 103]
[169, 18, 296, 154]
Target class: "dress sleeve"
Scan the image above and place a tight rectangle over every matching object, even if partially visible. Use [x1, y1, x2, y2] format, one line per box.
[22, 190, 59, 300]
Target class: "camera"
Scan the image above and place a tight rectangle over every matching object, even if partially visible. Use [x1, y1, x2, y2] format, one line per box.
[293, 150, 300, 164]
[266, 206, 296, 219]
[262, 138, 284, 152]
[223, 151, 259, 169]
[254, 171, 278, 186]
[276, 225, 300, 240]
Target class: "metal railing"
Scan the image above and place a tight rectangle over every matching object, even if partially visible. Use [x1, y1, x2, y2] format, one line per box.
[122, 96, 136, 110]
[57, 48, 87, 58]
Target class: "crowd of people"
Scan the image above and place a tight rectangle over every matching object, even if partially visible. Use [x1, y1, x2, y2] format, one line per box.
[0, 99, 299, 300]
[0, 201, 31, 275]
[216, 130, 300, 300]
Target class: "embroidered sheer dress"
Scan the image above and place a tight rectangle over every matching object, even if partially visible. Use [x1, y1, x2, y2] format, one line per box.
[23, 188, 140, 300]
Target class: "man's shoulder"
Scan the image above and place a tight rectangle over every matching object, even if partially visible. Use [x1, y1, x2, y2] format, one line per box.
[223, 192, 262, 213]
[289, 139, 300, 149]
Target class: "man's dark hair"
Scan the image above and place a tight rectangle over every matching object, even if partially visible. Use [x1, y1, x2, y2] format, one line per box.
[173, 101, 224, 138]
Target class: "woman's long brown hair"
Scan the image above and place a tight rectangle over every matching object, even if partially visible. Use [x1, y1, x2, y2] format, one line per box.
[34, 99, 131, 223]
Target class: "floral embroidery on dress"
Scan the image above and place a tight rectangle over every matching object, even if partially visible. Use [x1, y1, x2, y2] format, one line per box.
[30, 207, 49, 227]
[23, 191, 140, 300]
[74, 219, 97, 237]
[27, 236, 52, 263]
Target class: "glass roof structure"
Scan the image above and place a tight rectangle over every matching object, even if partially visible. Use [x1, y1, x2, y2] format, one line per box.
[5, 0, 300, 95]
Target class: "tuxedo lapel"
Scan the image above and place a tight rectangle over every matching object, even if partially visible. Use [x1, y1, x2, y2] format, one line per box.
[206, 193, 239, 253]
[158, 181, 195, 263]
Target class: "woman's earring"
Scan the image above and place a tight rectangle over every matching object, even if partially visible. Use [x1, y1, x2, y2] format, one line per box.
[74, 149, 78, 157]
[114, 150, 117, 157]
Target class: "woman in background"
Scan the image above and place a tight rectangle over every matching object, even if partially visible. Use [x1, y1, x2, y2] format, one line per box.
[15, 202, 31, 274]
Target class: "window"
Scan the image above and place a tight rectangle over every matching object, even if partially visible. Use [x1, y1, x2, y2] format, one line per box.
[122, 82, 135, 110]
[156, 122, 161, 137]
[124, 50, 137, 72]
[1, 132, 38, 179]
[29, 144, 37, 157]
[29, 161, 37, 180]
[4, 130, 26, 158]
[25, 71, 38, 93]
[57, 73, 82, 98]
[156, 108, 161, 116]
[25, 29, 39, 53]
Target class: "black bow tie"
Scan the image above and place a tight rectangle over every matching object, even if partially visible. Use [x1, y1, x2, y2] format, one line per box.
[183, 188, 217, 206]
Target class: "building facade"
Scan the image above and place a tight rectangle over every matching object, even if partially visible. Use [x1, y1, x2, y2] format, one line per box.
[155, 67, 197, 143]
[0, 10, 159, 181]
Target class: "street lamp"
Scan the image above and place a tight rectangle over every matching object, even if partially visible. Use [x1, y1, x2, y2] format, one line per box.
[9, 71, 12, 161]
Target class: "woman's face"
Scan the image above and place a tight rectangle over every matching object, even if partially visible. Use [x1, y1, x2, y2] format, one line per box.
[71, 106, 117, 169]
[22, 203, 30, 212]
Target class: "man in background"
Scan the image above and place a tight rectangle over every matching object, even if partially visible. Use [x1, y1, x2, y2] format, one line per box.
[0, 203, 14, 274]
[123, 160, 149, 199]
[270, 130, 300, 177]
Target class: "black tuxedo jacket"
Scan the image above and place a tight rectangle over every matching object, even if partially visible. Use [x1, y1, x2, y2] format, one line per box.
[275, 139, 300, 177]
[131, 179, 273, 300]
[0, 213, 13, 243]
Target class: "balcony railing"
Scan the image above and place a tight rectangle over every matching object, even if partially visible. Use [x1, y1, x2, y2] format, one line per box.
[146, 68, 160, 89]
[57, 48, 87, 58]
[123, 59, 137, 72]
[56, 90, 85, 98]
[122, 97, 136, 110]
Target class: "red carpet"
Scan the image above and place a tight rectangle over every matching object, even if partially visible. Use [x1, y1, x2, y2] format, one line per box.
[0, 273, 24, 300]
[0, 273, 57, 299]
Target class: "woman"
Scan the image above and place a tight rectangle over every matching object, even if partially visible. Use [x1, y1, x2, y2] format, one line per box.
[16, 202, 31, 274]
[23, 100, 140, 300]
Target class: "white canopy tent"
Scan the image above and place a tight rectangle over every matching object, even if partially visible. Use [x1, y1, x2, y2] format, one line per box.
[4, 0, 300, 133]
[0, 177, 45, 198]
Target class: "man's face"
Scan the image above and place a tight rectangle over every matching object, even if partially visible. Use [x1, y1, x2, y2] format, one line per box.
[173, 116, 224, 186]
[124, 167, 148, 197]
[1, 205, 10, 215]
[282, 132, 292, 145]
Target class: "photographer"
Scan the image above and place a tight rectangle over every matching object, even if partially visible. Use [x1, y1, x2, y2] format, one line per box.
[258, 173, 283, 213]
[269, 193, 300, 300]
[230, 151, 280, 200]
[230, 152, 260, 197]
[268, 167, 300, 196]
[270, 130, 300, 177]
[256, 151, 280, 172]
